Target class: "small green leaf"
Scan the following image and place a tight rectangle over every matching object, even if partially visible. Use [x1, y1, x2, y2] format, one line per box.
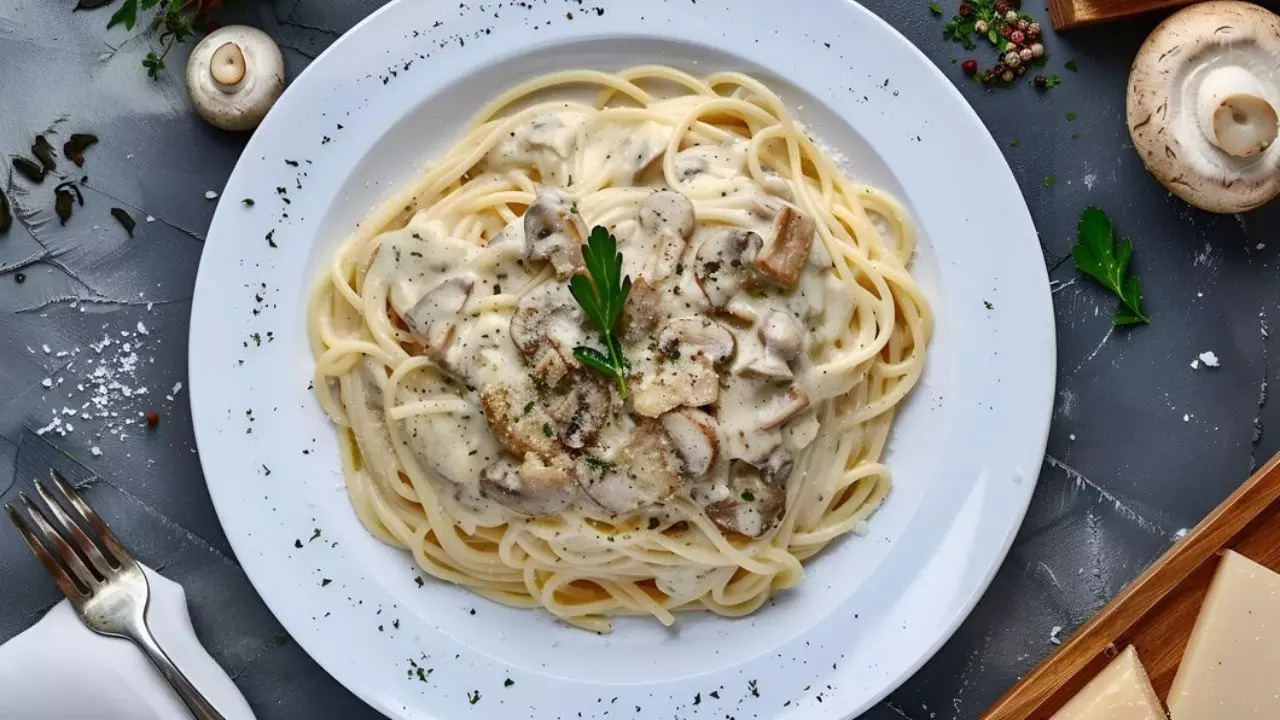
[1065, 111, 1078, 122]
[1044, 73, 1062, 88]
[929, 2, 943, 15]
[1043, 176, 1057, 187]
[1064, 59, 1079, 72]
[107, 0, 138, 29]
[1071, 207, 1149, 326]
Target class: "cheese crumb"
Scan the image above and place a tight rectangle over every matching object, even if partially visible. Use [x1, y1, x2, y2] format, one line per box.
[41, 378, 53, 389]
[1198, 351, 1220, 368]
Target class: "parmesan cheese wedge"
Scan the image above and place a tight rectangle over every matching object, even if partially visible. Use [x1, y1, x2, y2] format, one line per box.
[1168, 550, 1280, 719]
[1050, 646, 1164, 720]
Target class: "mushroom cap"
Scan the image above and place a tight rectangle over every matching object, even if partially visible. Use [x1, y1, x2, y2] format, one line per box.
[186, 25, 286, 131]
[1127, 2, 1280, 213]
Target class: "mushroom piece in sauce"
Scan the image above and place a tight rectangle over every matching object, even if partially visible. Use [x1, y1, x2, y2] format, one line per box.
[620, 277, 665, 344]
[740, 310, 804, 381]
[481, 455, 579, 516]
[693, 228, 757, 309]
[744, 205, 817, 288]
[639, 190, 696, 280]
[759, 386, 811, 431]
[632, 317, 736, 418]
[402, 274, 475, 356]
[704, 461, 786, 538]
[509, 283, 584, 386]
[523, 188, 588, 278]
[660, 408, 720, 479]
[480, 380, 559, 460]
[546, 375, 613, 450]
[578, 419, 682, 514]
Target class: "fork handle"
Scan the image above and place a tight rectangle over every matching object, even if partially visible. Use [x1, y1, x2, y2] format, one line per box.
[128, 625, 227, 720]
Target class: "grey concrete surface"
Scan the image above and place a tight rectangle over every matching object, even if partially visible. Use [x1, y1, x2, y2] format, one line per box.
[1, 0, 1277, 718]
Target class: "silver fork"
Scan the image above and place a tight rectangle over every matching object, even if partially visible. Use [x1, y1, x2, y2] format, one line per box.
[5, 472, 226, 720]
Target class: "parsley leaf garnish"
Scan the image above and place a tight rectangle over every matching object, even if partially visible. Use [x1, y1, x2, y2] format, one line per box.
[570, 226, 632, 395]
[929, 2, 944, 15]
[1071, 207, 1150, 326]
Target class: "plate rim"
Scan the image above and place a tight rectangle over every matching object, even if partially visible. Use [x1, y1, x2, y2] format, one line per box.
[189, 1, 1056, 717]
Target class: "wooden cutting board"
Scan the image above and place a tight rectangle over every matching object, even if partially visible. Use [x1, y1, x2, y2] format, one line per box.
[1048, 0, 1198, 28]
[982, 451, 1280, 719]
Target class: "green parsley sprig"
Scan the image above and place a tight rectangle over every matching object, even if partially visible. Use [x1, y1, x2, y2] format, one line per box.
[1071, 207, 1150, 326]
[569, 227, 632, 395]
[99, 0, 226, 79]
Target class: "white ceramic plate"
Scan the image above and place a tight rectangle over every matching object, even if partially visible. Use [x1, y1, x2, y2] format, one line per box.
[189, 1, 1055, 717]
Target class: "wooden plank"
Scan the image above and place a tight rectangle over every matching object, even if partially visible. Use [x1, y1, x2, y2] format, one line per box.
[1048, 0, 1197, 29]
[981, 451, 1280, 719]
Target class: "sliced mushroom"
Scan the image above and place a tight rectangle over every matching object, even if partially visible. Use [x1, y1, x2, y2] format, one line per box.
[704, 461, 786, 538]
[632, 317, 736, 417]
[402, 274, 475, 356]
[479, 380, 558, 460]
[661, 408, 720, 479]
[578, 420, 681, 513]
[744, 206, 816, 288]
[510, 283, 584, 386]
[693, 228, 756, 308]
[759, 386, 811, 430]
[485, 113, 585, 177]
[659, 316, 736, 365]
[619, 276, 665, 344]
[547, 375, 612, 449]
[480, 454, 578, 516]
[524, 188, 587, 278]
[639, 190, 696, 280]
[740, 310, 804, 380]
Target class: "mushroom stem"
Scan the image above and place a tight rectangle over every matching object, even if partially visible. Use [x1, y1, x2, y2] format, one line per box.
[1197, 66, 1279, 158]
[209, 42, 247, 91]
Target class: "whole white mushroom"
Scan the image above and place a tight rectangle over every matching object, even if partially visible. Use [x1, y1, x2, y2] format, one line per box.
[186, 25, 285, 131]
[1127, 1, 1280, 213]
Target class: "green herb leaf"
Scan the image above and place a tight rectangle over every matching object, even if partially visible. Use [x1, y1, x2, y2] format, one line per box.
[1064, 59, 1078, 72]
[1043, 176, 1057, 187]
[1070, 207, 1150, 326]
[107, 0, 138, 29]
[929, 2, 943, 15]
[569, 226, 632, 395]
[1044, 73, 1062, 88]
[1065, 110, 1078, 122]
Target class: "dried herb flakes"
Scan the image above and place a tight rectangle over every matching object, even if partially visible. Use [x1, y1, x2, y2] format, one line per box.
[110, 207, 135, 236]
[32, 136, 56, 171]
[12, 157, 45, 184]
[63, 134, 98, 167]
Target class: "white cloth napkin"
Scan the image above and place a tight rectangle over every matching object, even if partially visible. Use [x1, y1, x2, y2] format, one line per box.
[0, 565, 255, 720]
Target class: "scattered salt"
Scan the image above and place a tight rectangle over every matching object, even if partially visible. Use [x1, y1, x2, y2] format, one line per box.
[1049, 626, 1063, 645]
[1174, 528, 1188, 539]
[1183, 414, 1190, 422]
[1068, 434, 1076, 441]
[1198, 351, 1220, 368]
[1190, 360, 1200, 370]
[146, 215, 156, 223]
[1257, 243, 1266, 251]
[136, 322, 149, 335]
[40, 378, 53, 388]
[41, 344, 51, 354]
[90, 446, 102, 457]
[204, 190, 219, 200]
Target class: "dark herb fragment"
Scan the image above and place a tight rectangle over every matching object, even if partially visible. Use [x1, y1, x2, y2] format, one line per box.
[74, 0, 115, 9]
[63, 134, 98, 167]
[55, 187, 74, 224]
[320, 578, 331, 587]
[145, 410, 160, 428]
[266, 229, 277, 248]
[15, 272, 25, 283]
[110, 207, 135, 236]
[294, 539, 302, 548]
[242, 198, 255, 206]
[0, 188, 10, 234]
[12, 157, 45, 184]
[504, 678, 514, 687]
[32, 136, 56, 171]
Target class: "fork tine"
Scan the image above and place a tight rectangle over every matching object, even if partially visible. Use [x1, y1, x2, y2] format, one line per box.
[34, 478, 115, 579]
[48, 471, 134, 569]
[5, 503, 88, 599]
[18, 492, 99, 594]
